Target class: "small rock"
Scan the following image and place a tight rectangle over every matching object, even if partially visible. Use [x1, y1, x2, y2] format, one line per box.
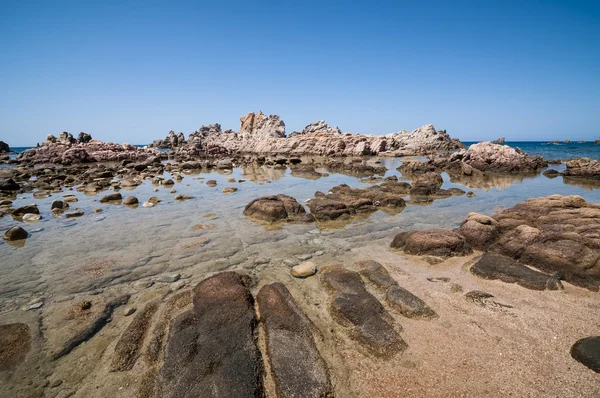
[254, 258, 271, 265]
[314, 250, 325, 256]
[283, 259, 298, 267]
[50, 380, 63, 388]
[93, 208, 102, 213]
[123, 307, 136, 316]
[22, 213, 42, 222]
[156, 273, 180, 283]
[3, 226, 28, 241]
[206, 180, 217, 187]
[223, 187, 238, 194]
[148, 196, 161, 205]
[142, 201, 154, 208]
[27, 302, 44, 310]
[99, 192, 122, 203]
[174, 194, 193, 201]
[296, 253, 313, 261]
[291, 261, 317, 278]
[466, 191, 475, 197]
[123, 196, 139, 205]
[66, 211, 84, 218]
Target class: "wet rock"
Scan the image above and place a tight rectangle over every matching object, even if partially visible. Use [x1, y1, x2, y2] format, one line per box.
[65, 211, 84, 218]
[570, 336, 600, 373]
[471, 253, 563, 290]
[123, 196, 138, 205]
[244, 194, 311, 223]
[223, 187, 238, 194]
[563, 158, 600, 180]
[543, 169, 560, 178]
[458, 212, 499, 250]
[156, 273, 180, 283]
[0, 323, 31, 372]
[157, 272, 263, 398]
[99, 192, 122, 203]
[307, 198, 353, 221]
[257, 283, 332, 398]
[385, 286, 437, 319]
[46, 295, 130, 359]
[111, 300, 159, 371]
[22, 213, 41, 222]
[320, 266, 407, 358]
[0, 178, 19, 191]
[12, 204, 40, 219]
[291, 261, 317, 278]
[206, 180, 217, 187]
[142, 201, 154, 208]
[148, 196, 161, 205]
[391, 229, 472, 257]
[162, 179, 175, 186]
[174, 194, 192, 201]
[51, 200, 68, 212]
[3, 226, 28, 241]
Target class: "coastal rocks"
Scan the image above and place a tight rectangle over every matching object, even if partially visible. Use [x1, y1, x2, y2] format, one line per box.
[222, 187, 238, 194]
[563, 158, 600, 180]
[156, 272, 263, 398]
[458, 212, 499, 250]
[17, 134, 159, 164]
[99, 192, 122, 203]
[291, 120, 342, 136]
[239, 111, 286, 139]
[0, 177, 19, 191]
[570, 336, 600, 373]
[470, 253, 563, 290]
[243, 194, 312, 223]
[307, 198, 354, 221]
[123, 196, 138, 205]
[291, 261, 317, 278]
[12, 204, 40, 219]
[357, 260, 437, 319]
[446, 142, 546, 173]
[150, 131, 186, 149]
[51, 200, 69, 212]
[0, 323, 31, 372]
[0, 140, 11, 153]
[391, 229, 472, 257]
[256, 283, 332, 398]
[320, 265, 407, 358]
[206, 180, 217, 187]
[3, 226, 28, 241]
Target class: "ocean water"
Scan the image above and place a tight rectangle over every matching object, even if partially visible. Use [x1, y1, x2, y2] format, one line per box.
[463, 141, 600, 161]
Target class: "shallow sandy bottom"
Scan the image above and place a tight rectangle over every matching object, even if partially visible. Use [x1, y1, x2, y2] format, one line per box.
[0, 159, 599, 397]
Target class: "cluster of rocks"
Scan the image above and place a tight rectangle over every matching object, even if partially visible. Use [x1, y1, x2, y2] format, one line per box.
[390, 194, 600, 291]
[16, 132, 159, 165]
[172, 111, 464, 160]
[149, 131, 186, 149]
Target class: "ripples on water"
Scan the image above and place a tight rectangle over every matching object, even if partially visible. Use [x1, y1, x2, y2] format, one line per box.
[0, 154, 599, 308]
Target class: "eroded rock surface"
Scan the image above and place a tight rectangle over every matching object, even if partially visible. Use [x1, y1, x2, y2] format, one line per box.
[391, 229, 472, 257]
[155, 272, 263, 398]
[0, 323, 31, 372]
[471, 253, 563, 290]
[243, 194, 313, 223]
[257, 283, 332, 398]
[320, 265, 406, 358]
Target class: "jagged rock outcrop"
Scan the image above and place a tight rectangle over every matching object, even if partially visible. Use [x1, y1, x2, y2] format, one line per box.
[239, 111, 285, 139]
[443, 142, 546, 173]
[149, 131, 186, 149]
[0, 141, 12, 153]
[492, 137, 506, 144]
[174, 113, 463, 159]
[17, 133, 160, 164]
[563, 158, 600, 180]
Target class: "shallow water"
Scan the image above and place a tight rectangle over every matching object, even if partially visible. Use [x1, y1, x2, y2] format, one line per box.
[1, 157, 599, 312]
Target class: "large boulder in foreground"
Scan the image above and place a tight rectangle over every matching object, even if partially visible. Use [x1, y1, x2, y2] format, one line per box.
[257, 283, 332, 398]
[571, 336, 600, 373]
[243, 194, 313, 223]
[157, 272, 263, 398]
[471, 253, 563, 290]
[391, 229, 472, 257]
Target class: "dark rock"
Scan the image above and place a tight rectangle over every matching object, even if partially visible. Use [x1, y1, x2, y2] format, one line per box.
[99, 192, 122, 203]
[385, 286, 437, 319]
[570, 336, 600, 373]
[391, 229, 472, 257]
[65, 211, 84, 218]
[320, 266, 406, 358]
[51, 200, 68, 211]
[12, 204, 40, 218]
[157, 272, 263, 398]
[0, 178, 19, 191]
[111, 300, 159, 371]
[257, 283, 332, 398]
[244, 194, 310, 223]
[3, 226, 28, 241]
[0, 323, 31, 372]
[471, 253, 563, 290]
[458, 213, 499, 250]
[206, 180, 217, 187]
[0, 141, 11, 153]
[307, 198, 354, 221]
[543, 169, 560, 178]
[357, 260, 397, 290]
[123, 196, 139, 205]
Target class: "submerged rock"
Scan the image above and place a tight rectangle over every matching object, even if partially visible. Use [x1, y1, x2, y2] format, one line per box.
[0, 323, 31, 372]
[257, 283, 332, 398]
[3, 226, 28, 241]
[244, 194, 312, 223]
[123, 196, 138, 205]
[99, 192, 122, 203]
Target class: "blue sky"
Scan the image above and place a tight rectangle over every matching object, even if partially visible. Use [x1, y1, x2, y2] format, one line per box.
[1, 0, 599, 146]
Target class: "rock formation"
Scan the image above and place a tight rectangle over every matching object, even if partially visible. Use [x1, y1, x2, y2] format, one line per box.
[17, 132, 160, 164]
[173, 112, 464, 159]
[444, 142, 546, 173]
[0, 141, 12, 153]
[149, 131, 186, 149]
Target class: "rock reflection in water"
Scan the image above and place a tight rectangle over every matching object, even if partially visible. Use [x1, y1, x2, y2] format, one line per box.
[446, 171, 540, 190]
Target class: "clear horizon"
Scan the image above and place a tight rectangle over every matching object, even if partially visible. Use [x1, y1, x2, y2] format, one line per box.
[1, 0, 599, 146]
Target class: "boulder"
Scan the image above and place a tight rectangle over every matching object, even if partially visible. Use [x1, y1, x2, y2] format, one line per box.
[123, 196, 138, 205]
[12, 204, 40, 218]
[0, 178, 19, 191]
[0, 141, 11, 153]
[570, 336, 600, 373]
[99, 193, 122, 203]
[244, 195, 311, 223]
[157, 272, 263, 398]
[257, 283, 332, 398]
[458, 212, 499, 249]
[470, 253, 563, 290]
[391, 229, 472, 257]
